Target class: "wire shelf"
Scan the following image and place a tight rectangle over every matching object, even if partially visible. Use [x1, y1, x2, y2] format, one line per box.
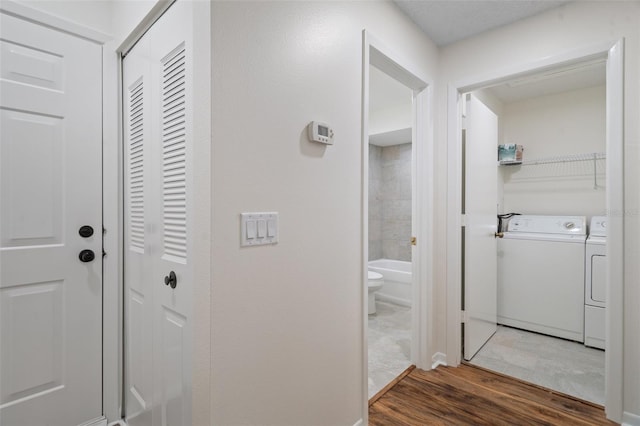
[500, 152, 606, 189]
[518, 152, 606, 166]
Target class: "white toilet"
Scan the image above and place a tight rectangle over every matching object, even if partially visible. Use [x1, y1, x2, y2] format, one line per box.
[367, 271, 384, 315]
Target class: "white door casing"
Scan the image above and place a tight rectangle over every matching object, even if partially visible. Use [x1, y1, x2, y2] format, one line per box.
[0, 11, 102, 426]
[123, 2, 193, 425]
[463, 94, 498, 361]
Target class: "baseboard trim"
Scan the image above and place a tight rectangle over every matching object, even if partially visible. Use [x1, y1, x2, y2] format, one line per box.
[376, 293, 411, 307]
[431, 352, 447, 369]
[352, 419, 364, 426]
[623, 411, 640, 426]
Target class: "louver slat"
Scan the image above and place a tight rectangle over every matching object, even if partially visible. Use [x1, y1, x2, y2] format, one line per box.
[129, 79, 144, 252]
[162, 45, 187, 261]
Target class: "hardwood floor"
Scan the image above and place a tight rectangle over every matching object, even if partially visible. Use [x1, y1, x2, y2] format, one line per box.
[369, 364, 616, 425]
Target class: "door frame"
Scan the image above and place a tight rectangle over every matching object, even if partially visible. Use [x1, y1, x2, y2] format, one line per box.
[0, 1, 112, 424]
[361, 30, 435, 417]
[445, 39, 624, 422]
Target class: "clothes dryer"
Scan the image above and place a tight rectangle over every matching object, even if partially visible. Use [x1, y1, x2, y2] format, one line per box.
[585, 216, 607, 349]
[497, 215, 587, 342]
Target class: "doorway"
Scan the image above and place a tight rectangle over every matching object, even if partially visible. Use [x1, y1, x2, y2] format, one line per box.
[367, 63, 414, 398]
[362, 31, 435, 410]
[461, 61, 607, 404]
[447, 40, 624, 421]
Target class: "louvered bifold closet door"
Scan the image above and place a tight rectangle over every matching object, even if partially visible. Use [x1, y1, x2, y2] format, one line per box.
[123, 2, 193, 426]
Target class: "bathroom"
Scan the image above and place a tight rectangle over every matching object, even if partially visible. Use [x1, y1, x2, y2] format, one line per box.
[367, 64, 414, 398]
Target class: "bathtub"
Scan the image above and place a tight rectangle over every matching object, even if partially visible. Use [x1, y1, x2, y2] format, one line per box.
[368, 259, 412, 307]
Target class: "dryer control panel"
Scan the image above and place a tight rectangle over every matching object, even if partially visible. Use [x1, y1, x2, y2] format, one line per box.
[589, 216, 607, 237]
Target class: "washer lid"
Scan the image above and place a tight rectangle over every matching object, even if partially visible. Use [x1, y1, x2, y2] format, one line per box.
[590, 216, 607, 237]
[506, 215, 586, 235]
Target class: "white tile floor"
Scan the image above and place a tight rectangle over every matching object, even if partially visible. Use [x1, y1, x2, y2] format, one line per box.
[367, 301, 412, 398]
[469, 325, 605, 405]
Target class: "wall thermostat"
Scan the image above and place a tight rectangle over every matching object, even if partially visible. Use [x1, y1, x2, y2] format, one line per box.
[308, 121, 334, 145]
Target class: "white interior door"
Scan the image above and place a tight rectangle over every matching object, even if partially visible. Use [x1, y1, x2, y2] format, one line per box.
[463, 94, 499, 361]
[0, 11, 102, 426]
[123, 2, 193, 425]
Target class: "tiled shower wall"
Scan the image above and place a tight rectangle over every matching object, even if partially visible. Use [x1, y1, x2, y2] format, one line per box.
[369, 143, 412, 262]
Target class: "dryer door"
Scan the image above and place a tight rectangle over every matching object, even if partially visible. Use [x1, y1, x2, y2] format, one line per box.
[590, 255, 606, 305]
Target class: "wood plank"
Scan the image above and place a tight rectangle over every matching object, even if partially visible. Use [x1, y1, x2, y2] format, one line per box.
[369, 365, 416, 406]
[369, 364, 616, 426]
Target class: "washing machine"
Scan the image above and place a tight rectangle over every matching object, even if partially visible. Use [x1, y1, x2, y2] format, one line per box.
[585, 216, 607, 350]
[497, 215, 587, 342]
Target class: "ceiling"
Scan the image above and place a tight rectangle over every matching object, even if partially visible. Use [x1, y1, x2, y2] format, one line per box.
[393, 0, 570, 47]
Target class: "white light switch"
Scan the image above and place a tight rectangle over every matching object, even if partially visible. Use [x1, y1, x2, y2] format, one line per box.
[257, 219, 266, 238]
[246, 220, 257, 239]
[241, 212, 278, 246]
[267, 219, 276, 237]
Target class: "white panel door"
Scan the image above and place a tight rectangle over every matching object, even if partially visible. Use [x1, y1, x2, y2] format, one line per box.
[0, 12, 102, 426]
[123, 2, 193, 425]
[463, 94, 499, 361]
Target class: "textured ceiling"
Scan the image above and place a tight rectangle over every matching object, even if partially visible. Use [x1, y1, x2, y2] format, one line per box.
[393, 0, 570, 46]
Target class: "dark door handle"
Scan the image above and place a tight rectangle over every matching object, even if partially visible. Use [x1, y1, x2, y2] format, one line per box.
[79, 225, 94, 238]
[164, 271, 177, 289]
[79, 249, 95, 262]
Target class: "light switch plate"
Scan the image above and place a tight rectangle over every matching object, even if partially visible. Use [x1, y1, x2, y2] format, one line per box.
[241, 212, 278, 246]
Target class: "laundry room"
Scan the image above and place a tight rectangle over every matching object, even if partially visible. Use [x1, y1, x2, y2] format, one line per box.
[462, 59, 608, 405]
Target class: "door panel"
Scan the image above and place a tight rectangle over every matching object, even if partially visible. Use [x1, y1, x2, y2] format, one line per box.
[124, 32, 154, 426]
[1, 111, 63, 247]
[124, 2, 193, 425]
[160, 307, 187, 425]
[1, 281, 63, 403]
[0, 11, 102, 426]
[463, 94, 499, 361]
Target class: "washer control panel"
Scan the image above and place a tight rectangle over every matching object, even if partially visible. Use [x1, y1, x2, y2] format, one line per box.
[507, 215, 586, 235]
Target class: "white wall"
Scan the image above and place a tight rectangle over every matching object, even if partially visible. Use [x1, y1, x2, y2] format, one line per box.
[438, 1, 640, 420]
[110, 0, 158, 44]
[500, 85, 606, 218]
[369, 103, 412, 135]
[210, 1, 438, 424]
[369, 65, 413, 135]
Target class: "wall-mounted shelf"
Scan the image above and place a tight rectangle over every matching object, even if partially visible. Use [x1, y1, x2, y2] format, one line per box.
[500, 152, 606, 189]
[517, 152, 605, 166]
